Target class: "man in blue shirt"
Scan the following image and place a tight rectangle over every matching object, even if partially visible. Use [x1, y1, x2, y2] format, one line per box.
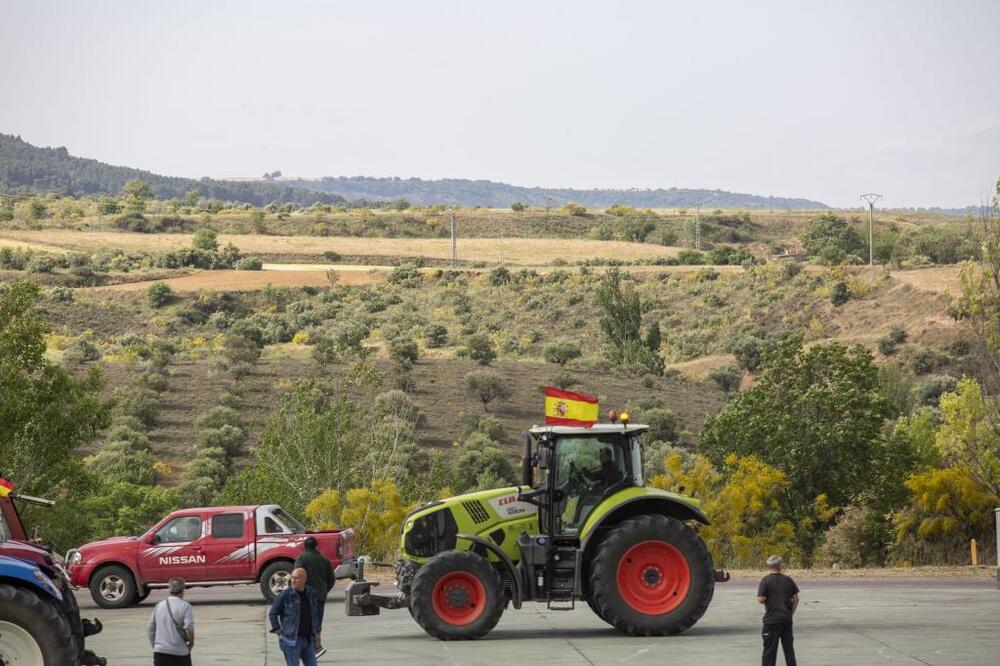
[269, 567, 321, 666]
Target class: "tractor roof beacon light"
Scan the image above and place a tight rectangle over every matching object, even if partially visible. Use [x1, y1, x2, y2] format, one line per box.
[620, 412, 630, 425]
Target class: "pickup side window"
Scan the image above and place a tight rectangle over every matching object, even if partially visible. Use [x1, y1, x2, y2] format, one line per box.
[155, 516, 202, 544]
[263, 517, 283, 534]
[212, 513, 244, 539]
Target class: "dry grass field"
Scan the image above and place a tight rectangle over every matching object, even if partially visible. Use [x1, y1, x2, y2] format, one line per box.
[88, 268, 384, 292]
[891, 265, 963, 296]
[0, 230, 682, 264]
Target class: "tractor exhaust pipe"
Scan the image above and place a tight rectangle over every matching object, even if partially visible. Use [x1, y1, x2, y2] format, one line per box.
[521, 432, 533, 487]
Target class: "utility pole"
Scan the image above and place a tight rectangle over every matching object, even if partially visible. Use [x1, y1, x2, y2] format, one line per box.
[499, 218, 505, 266]
[695, 206, 702, 250]
[860, 193, 882, 267]
[450, 212, 457, 267]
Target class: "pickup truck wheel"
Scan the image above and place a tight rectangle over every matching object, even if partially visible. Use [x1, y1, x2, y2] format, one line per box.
[260, 561, 293, 602]
[0, 583, 79, 666]
[89, 565, 138, 609]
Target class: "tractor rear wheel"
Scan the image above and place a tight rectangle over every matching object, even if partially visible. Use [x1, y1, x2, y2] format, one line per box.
[0, 583, 79, 666]
[590, 514, 714, 636]
[410, 550, 504, 640]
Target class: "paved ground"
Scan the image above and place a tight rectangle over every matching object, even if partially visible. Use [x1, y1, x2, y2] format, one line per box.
[78, 578, 999, 665]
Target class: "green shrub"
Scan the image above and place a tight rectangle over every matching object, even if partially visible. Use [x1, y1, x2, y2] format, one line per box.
[830, 281, 850, 306]
[424, 324, 448, 348]
[731, 335, 764, 371]
[878, 327, 908, 354]
[235, 255, 263, 270]
[111, 386, 160, 428]
[388, 265, 422, 287]
[146, 282, 173, 308]
[510, 202, 527, 212]
[550, 368, 579, 389]
[563, 202, 587, 216]
[911, 350, 939, 375]
[25, 254, 57, 274]
[196, 425, 246, 457]
[87, 441, 155, 486]
[62, 335, 101, 364]
[195, 405, 243, 431]
[643, 408, 679, 442]
[192, 228, 219, 251]
[389, 337, 419, 369]
[464, 370, 510, 408]
[113, 212, 151, 232]
[464, 333, 496, 365]
[912, 374, 958, 407]
[677, 249, 706, 265]
[708, 365, 743, 394]
[489, 267, 511, 286]
[45, 286, 74, 302]
[543, 339, 582, 365]
[139, 370, 169, 393]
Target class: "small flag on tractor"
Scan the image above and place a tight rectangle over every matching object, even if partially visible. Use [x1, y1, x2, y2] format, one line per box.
[0, 474, 14, 498]
[544, 387, 599, 427]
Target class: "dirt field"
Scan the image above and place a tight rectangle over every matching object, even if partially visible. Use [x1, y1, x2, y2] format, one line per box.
[0, 230, 682, 264]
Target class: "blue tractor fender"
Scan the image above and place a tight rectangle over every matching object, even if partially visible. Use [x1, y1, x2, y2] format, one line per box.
[0, 554, 63, 601]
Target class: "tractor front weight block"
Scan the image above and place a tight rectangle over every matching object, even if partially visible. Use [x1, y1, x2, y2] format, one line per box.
[345, 580, 408, 616]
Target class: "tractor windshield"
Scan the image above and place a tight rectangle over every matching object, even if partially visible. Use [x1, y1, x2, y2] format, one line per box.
[552, 435, 628, 535]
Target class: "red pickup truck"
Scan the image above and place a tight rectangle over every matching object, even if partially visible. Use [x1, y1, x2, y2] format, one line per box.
[66, 504, 357, 608]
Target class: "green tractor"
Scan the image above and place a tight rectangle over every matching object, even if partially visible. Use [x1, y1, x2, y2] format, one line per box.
[346, 419, 728, 639]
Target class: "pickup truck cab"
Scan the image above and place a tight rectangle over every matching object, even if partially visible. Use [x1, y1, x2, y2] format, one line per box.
[67, 504, 356, 608]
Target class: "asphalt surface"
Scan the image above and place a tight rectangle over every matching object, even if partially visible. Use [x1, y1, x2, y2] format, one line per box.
[76, 578, 999, 665]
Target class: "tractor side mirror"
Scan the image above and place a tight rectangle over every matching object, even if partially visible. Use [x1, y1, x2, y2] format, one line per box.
[536, 446, 551, 470]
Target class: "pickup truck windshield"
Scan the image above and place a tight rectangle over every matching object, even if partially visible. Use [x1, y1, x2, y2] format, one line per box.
[274, 508, 306, 534]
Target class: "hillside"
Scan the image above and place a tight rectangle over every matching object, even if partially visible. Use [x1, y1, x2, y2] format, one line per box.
[285, 175, 829, 209]
[0, 133, 827, 209]
[0, 134, 342, 206]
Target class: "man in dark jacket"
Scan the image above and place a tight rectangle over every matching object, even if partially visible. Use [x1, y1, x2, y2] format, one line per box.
[757, 555, 799, 666]
[294, 537, 334, 657]
[269, 567, 320, 666]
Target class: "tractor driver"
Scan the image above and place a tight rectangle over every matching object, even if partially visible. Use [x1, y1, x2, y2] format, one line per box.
[583, 448, 621, 489]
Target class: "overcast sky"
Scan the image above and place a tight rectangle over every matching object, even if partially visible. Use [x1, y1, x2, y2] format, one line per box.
[1, 1, 997, 208]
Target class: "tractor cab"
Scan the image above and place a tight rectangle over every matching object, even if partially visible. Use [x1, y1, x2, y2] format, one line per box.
[520, 422, 647, 538]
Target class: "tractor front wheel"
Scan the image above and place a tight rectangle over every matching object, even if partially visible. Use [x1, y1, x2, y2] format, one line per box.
[410, 550, 504, 640]
[590, 514, 714, 636]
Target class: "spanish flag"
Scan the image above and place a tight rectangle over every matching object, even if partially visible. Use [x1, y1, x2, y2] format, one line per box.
[0, 474, 14, 498]
[544, 387, 599, 427]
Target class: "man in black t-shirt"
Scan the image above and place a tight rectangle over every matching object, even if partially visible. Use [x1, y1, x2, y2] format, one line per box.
[757, 555, 799, 666]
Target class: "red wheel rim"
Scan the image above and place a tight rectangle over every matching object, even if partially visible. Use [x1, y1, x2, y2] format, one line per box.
[431, 571, 486, 625]
[615, 540, 691, 614]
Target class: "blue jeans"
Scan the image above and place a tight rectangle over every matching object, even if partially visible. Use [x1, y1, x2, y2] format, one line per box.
[279, 636, 317, 666]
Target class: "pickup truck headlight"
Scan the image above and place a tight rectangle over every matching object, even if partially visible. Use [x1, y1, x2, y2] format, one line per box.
[66, 549, 82, 566]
